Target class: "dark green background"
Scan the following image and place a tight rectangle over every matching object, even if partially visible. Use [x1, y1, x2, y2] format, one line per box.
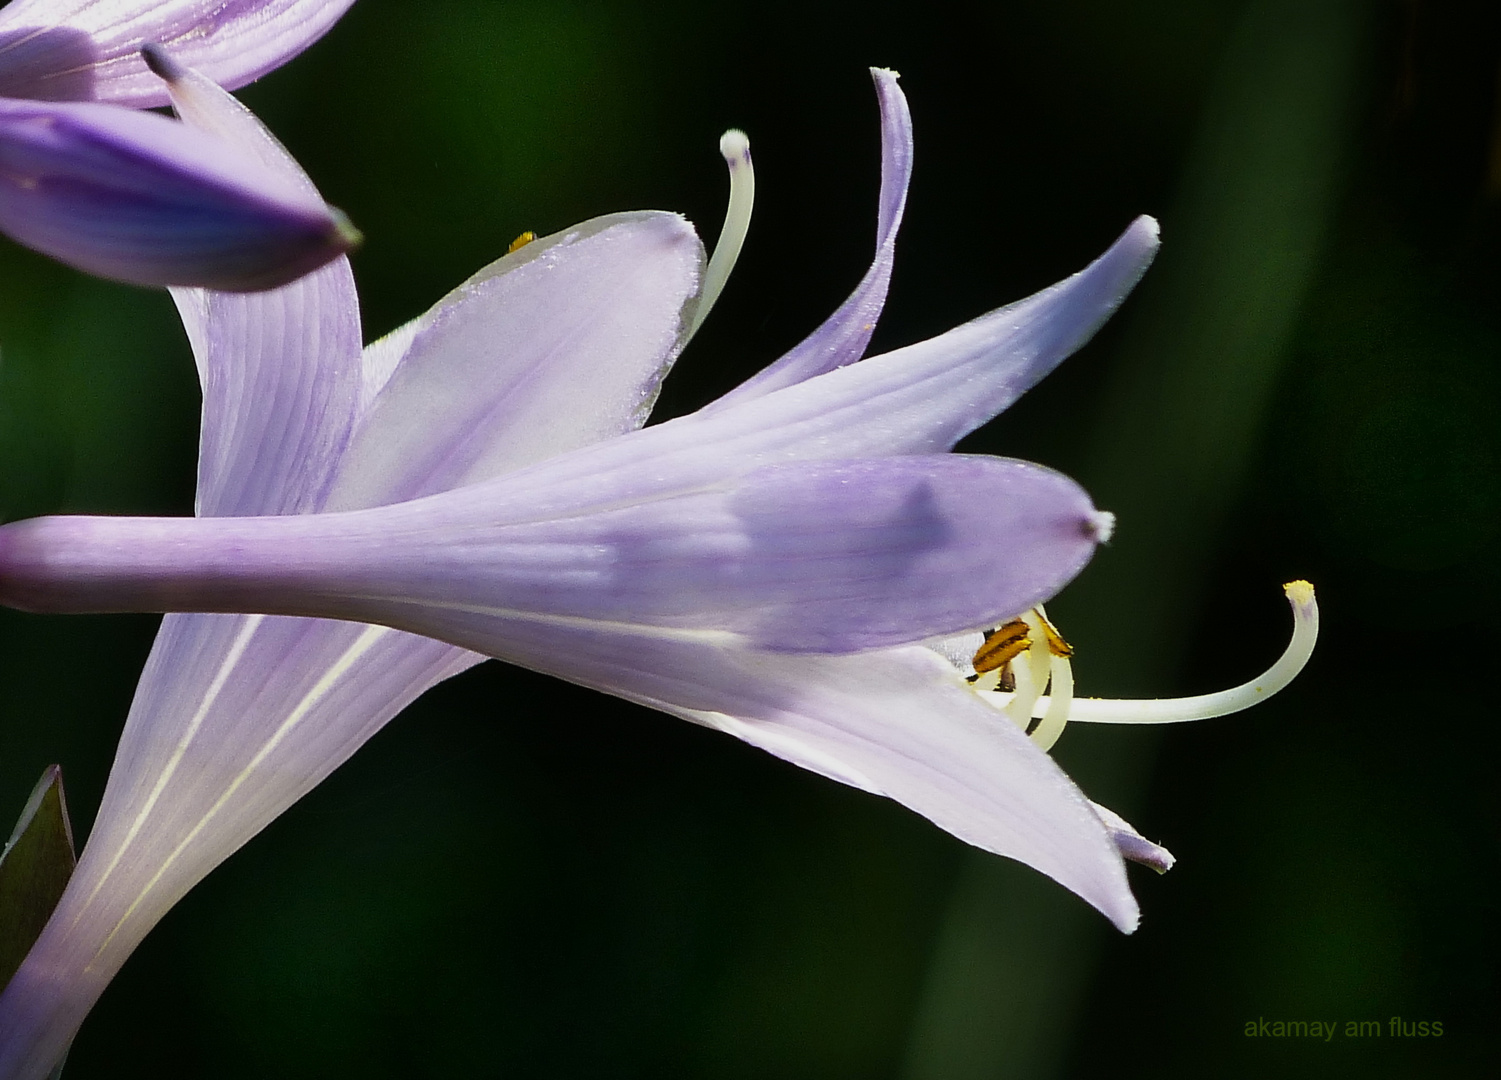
[2, 0, 1498, 1076]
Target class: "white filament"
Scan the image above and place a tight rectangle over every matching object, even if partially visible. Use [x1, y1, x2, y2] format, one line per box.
[1000, 639, 1040, 731]
[1029, 648, 1073, 752]
[1037, 581, 1318, 725]
[997, 609, 1045, 731]
[685, 129, 754, 341]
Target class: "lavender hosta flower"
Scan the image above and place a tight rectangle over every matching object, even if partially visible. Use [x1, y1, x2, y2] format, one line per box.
[0, 0, 355, 105]
[0, 60, 1151, 930]
[0, 64, 1310, 1076]
[0, 62, 359, 290]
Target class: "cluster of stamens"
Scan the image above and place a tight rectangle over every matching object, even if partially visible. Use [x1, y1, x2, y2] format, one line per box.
[965, 581, 1319, 753]
[967, 606, 1076, 751]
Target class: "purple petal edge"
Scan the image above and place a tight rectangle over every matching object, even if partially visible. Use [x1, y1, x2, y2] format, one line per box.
[1091, 801, 1176, 875]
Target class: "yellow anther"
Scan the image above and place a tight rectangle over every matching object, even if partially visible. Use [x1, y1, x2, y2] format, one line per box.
[971, 619, 1031, 676]
[508, 230, 537, 254]
[1283, 579, 1314, 607]
[963, 608, 1076, 745]
[1034, 608, 1074, 658]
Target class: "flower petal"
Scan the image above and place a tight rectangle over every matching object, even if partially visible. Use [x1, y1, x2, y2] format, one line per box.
[1090, 801, 1175, 874]
[0, 0, 355, 107]
[408, 620, 1141, 932]
[709, 66, 913, 407]
[447, 216, 1161, 511]
[171, 261, 362, 515]
[0, 455, 1107, 654]
[158, 60, 363, 515]
[325, 211, 705, 510]
[154, 56, 704, 515]
[0, 614, 480, 1079]
[707, 214, 1159, 455]
[145, 44, 322, 195]
[0, 96, 357, 288]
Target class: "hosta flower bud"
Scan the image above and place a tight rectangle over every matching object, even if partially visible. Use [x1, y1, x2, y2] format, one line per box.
[0, 97, 358, 289]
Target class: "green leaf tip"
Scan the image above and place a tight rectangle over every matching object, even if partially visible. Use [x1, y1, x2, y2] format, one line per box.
[0, 766, 78, 991]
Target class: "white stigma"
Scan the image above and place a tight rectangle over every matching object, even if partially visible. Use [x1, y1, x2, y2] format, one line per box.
[1036, 581, 1319, 727]
[685, 129, 755, 341]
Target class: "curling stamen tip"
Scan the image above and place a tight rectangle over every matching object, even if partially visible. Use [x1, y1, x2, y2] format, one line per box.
[719, 129, 750, 164]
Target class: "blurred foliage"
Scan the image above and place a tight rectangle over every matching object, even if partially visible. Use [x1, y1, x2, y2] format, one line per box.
[1, 0, 1498, 1077]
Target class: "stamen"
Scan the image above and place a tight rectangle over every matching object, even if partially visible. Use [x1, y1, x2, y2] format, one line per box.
[1034, 581, 1318, 725]
[685, 129, 755, 341]
[1034, 607, 1073, 658]
[508, 230, 537, 253]
[1029, 636, 1073, 751]
[971, 619, 1030, 676]
[1004, 609, 1053, 732]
